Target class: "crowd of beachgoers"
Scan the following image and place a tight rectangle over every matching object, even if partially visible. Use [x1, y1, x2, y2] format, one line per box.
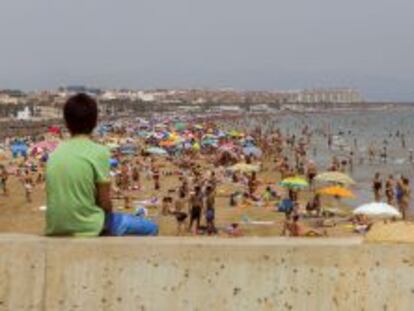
[0, 108, 413, 238]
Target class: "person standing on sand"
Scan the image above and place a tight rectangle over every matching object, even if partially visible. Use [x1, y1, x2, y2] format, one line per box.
[23, 170, 34, 203]
[0, 165, 8, 196]
[306, 161, 317, 189]
[172, 190, 188, 235]
[385, 175, 395, 205]
[372, 172, 383, 202]
[45, 94, 158, 237]
[205, 185, 217, 235]
[188, 185, 204, 233]
[400, 177, 411, 220]
[152, 161, 160, 190]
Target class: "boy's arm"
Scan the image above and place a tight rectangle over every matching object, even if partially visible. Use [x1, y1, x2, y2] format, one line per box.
[96, 182, 113, 213]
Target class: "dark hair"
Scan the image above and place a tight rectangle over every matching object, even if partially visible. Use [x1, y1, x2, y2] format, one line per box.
[64, 93, 98, 135]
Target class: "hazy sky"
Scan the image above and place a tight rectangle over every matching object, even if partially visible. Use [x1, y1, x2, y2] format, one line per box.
[0, 0, 413, 100]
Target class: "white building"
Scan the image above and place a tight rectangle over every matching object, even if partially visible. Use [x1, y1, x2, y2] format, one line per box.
[16, 106, 32, 120]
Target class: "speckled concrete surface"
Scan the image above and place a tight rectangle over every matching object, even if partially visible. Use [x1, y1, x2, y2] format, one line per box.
[1, 235, 414, 311]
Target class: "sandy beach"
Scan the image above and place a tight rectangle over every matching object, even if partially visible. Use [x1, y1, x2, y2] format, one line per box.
[1, 109, 413, 239]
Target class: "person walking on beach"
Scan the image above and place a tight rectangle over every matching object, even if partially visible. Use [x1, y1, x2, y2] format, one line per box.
[372, 172, 383, 202]
[46, 93, 158, 237]
[368, 145, 375, 164]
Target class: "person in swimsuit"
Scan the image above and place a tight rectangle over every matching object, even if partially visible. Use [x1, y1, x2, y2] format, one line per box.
[372, 172, 382, 202]
[188, 186, 204, 233]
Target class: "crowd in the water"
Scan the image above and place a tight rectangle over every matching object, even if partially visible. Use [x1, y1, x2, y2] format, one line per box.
[0, 95, 412, 238]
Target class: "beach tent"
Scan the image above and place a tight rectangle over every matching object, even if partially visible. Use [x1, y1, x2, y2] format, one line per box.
[11, 141, 28, 158]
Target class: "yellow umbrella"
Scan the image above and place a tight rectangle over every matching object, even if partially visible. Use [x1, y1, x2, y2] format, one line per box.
[317, 186, 355, 198]
[280, 177, 309, 189]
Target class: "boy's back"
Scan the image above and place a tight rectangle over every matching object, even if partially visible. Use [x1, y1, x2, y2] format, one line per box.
[45, 137, 110, 237]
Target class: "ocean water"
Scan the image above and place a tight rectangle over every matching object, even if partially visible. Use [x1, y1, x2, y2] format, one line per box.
[227, 110, 414, 210]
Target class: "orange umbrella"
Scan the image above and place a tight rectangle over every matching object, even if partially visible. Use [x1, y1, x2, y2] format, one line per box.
[160, 140, 176, 147]
[317, 186, 355, 198]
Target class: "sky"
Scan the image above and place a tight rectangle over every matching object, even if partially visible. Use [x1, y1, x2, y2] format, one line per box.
[0, 0, 413, 101]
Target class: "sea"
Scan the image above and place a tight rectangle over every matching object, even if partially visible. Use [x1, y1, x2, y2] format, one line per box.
[228, 109, 414, 213]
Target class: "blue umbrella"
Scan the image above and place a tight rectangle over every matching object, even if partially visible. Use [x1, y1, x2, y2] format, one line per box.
[242, 146, 262, 157]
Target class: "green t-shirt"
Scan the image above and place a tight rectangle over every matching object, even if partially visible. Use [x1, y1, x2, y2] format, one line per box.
[45, 137, 110, 237]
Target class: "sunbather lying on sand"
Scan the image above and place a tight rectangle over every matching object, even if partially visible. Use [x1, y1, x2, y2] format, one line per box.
[282, 214, 327, 237]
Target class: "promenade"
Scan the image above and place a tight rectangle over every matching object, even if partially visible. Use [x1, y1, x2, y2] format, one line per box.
[1, 234, 413, 310]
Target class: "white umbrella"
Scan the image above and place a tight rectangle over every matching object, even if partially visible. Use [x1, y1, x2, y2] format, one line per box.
[353, 202, 402, 219]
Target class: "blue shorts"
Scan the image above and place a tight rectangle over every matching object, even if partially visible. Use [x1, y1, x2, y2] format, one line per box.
[105, 212, 158, 236]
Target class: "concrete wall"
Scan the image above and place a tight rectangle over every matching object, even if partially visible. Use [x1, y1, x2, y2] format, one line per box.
[1, 235, 414, 311]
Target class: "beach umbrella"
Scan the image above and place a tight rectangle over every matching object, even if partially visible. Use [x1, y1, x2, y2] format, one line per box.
[242, 146, 262, 158]
[31, 141, 57, 156]
[280, 177, 309, 189]
[228, 130, 243, 138]
[106, 142, 120, 150]
[174, 122, 187, 131]
[219, 143, 236, 151]
[120, 143, 138, 155]
[201, 139, 218, 147]
[146, 147, 167, 155]
[137, 131, 150, 138]
[317, 186, 355, 198]
[353, 202, 401, 219]
[228, 163, 260, 173]
[159, 140, 176, 148]
[194, 124, 204, 130]
[315, 172, 355, 185]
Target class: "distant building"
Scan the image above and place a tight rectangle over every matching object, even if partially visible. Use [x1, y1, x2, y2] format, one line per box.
[0, 94, 20, 105]
[295, 89, 362, 104]
[16, 106, 32, 120]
